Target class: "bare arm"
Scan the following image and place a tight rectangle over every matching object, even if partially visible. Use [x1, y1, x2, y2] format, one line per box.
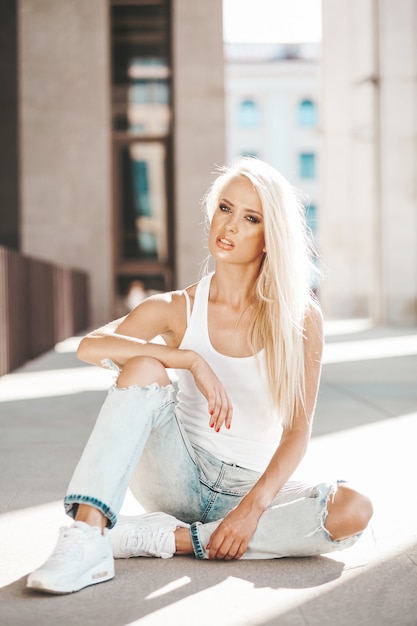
[77, 292, 190, 369]
[207, 302, 324, 559]
[77, 291, 233, 429]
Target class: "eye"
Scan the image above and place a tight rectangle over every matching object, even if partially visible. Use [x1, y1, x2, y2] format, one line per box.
[246, 215, 261, 224]
[219, 204, 231, 213]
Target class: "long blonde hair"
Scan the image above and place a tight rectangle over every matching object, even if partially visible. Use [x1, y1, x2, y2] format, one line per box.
[204, 157, 319, 428]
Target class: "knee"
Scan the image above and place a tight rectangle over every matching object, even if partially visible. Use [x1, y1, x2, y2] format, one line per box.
[349, 489, 373, 532]
[116, 356, 170, 389]
[326, 484, 373, 540]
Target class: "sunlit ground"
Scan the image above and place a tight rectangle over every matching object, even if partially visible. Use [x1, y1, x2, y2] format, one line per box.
[323, 333, 417, 364]
[1, 321, 416, 402]
[1, 320, 416, 624]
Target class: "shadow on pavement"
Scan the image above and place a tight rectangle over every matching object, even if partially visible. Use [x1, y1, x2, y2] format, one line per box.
[1, 555, 345, 626]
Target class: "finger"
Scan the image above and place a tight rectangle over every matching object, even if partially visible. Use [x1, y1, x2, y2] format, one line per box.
[221, 541, 241, 560]
[216, 539, 243, 560]
[207, 522, 238, 559]
[208, 388, 221, 427]
[209, 536, 234, 560]
[206, 526, 227, 559]
[213, 391, 232, 432]
[209, 390, 224, 430]
[207, 384, 222, 422]
[225, 400, 233, 430]
[233, 540, 248, 560]
[217, 534, 247, 560]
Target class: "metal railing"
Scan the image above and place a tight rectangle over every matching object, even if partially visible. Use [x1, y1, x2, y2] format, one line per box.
[0, 246, 89, 375]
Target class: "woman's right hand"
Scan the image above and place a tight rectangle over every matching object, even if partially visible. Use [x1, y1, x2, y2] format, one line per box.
[188, 353, 233, 431]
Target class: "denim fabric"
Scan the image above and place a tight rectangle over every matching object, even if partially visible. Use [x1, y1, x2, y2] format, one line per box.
[65, 383, 177, 527]
[65, 383, 359, 558]
[191, 481, 358, 559]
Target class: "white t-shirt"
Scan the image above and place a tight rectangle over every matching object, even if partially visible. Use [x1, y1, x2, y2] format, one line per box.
[175, 273, 283, 473]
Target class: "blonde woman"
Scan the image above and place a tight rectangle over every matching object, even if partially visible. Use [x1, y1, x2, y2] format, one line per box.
[27, 158, 372, 594]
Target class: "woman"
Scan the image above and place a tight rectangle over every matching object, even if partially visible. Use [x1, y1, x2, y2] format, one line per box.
[27, 157, 372, 594]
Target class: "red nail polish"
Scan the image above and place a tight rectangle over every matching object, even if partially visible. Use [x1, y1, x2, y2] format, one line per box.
[216, 427, 220, 432]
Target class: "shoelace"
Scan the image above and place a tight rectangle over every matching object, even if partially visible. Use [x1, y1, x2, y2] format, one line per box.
[49, 526, 96, 562]
[122, 526, 167, 557]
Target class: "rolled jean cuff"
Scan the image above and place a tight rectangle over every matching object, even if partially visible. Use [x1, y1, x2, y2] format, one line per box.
[64, 494, 117, 529]
[190, 522, 208, 559]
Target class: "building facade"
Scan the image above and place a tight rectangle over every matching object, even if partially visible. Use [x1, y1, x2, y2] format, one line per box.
[320, 0, 417, 324]
[225, 43, 320, 243]
[1, 0, 225, 326]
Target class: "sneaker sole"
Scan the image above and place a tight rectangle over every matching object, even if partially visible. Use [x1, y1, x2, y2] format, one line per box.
[27, 559, 115, 595]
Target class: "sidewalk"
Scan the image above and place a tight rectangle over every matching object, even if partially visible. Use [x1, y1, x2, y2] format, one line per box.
[1, 321, 416, 626]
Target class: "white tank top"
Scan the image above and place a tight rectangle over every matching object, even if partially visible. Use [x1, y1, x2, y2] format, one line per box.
[175, 273, 283, 473]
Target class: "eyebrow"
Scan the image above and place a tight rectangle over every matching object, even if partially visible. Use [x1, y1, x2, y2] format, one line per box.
[220, 198, 263, 217]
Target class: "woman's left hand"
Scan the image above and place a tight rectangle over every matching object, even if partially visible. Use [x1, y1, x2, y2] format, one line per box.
[206, 506, 260, 560]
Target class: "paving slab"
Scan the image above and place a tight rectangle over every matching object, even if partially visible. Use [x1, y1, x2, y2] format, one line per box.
[1, 322, 416, 626]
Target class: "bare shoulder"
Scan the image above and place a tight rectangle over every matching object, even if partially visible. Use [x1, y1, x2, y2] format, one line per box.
[305, 297, 323, 331]
[183, 281, 198, 304]
[136, 288, 186, 325]
[304, 297, 324, 353]
[147, 283, 197, 316]
[141, 284, 198, 345]
[160, 283, 199, 345]
[111, 289, 179, 342]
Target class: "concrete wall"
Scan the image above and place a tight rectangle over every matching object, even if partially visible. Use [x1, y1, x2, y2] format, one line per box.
[320, 0, 378, 319]
[19, 0, 113, 325]
[172, 0, 225, 288]
[320, 0, 417, 324]
[17, 0, 225, 325]
[378, 0, 417, 323]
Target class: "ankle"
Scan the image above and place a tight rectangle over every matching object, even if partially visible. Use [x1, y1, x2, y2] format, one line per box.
[174, 527, 193, 555]
[75, 504, 107, 532]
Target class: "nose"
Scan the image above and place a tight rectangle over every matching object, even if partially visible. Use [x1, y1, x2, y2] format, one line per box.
[225, 214, 238, 233]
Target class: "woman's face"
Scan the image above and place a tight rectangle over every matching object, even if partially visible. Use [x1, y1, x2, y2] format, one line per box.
[208, 175, 265, 267]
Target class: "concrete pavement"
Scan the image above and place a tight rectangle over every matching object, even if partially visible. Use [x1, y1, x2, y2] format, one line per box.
[1, 320, 416, 626]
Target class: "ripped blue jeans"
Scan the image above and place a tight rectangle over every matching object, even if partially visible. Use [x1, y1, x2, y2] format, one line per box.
[64, 383, 359, 559]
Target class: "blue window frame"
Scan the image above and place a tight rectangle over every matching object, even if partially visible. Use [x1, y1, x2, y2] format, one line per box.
[298, 99, 317, 127]
[238, 99, 260, 128]
[240, 150, 258, 158]
[299, 153, 316, 178]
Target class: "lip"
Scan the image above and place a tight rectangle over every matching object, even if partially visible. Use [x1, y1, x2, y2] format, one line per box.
[216, 236, 234, 249]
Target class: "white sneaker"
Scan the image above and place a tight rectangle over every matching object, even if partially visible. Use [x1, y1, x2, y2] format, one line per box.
[110, 512, 189, 559]
[27, 522, 114, 594]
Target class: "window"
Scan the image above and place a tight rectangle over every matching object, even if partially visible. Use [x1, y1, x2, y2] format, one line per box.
[110, 0, 174, 313]
[299, 153, 316, 179]
[111, 4, 171, 136]
[298, 99, 317, 127]
[117, 142, 168, 261]
[238, 99, 260, 128]
[240, 150, 258, 159]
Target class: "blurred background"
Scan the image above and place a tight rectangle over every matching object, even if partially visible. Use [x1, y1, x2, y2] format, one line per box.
[1, 0, 416, 375]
